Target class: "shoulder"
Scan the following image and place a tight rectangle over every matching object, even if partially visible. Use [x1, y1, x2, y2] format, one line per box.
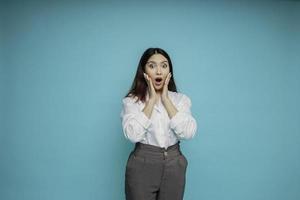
[168, 91, 191, 104]
[122, 95, 139, 105]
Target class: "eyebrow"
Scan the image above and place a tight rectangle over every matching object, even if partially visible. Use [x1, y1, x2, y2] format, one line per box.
[147, 61, 168, 64]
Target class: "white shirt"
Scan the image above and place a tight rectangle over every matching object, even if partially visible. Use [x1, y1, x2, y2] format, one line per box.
[120, 90, 197, 149]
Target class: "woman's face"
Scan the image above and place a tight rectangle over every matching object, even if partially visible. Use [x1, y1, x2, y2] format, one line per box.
[145, 53, 170, 92]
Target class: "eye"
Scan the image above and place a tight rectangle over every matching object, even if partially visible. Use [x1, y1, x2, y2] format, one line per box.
[162, 64, 168, 68]
[148, 63, 157, 69]
[149, 64, 154, 68]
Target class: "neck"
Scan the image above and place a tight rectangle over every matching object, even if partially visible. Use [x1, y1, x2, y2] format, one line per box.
[155, 89, 163, 95]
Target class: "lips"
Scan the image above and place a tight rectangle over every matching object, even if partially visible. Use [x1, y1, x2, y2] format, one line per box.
[154, 77, 163, 86]
[155, 77, 163, 83]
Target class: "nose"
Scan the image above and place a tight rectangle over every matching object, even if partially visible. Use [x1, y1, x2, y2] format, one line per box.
[156, 66, 162, 74]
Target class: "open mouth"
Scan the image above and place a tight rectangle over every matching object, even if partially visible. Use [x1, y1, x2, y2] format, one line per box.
[154, 78, 163, 86]
[155, 78, 163, 83]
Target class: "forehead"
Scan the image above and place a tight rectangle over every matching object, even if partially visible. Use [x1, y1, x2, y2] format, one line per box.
[147, 54, 168, 63]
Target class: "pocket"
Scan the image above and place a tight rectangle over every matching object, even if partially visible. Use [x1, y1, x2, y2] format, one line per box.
[181, 154, 188, 165]
[126, 152, 134, 168]
[132, 154, 145, 163]
[178, 154, 188, 168]
[126, 152, 145, 170]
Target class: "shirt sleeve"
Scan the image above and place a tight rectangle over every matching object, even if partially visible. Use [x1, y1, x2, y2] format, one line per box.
[169, 94, 197, 140]
[120, 97, 152, 143]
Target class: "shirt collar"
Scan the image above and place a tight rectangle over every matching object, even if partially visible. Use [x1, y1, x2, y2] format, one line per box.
[141, 90, 172, 113]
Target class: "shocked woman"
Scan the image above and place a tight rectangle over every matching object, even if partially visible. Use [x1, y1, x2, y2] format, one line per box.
[120, 47, 197, 200]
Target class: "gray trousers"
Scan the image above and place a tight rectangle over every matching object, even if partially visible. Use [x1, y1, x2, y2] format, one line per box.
[125, 142, 188, 200]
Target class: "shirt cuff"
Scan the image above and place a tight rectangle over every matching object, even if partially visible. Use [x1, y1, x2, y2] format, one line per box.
[135, 112, 152, 130]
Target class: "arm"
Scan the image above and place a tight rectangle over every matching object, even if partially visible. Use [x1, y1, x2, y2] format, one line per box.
[142, 98, 156, 119]
[164, 94, 197, 140]
[162, 97, 178, 119]
[120, 97, 153, 143]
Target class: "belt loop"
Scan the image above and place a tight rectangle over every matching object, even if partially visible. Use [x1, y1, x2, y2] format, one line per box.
[163, 151, 168, 159]
[134, 142, 141, 154]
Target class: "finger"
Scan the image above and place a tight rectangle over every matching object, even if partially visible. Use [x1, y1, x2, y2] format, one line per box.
[149, 78, 155, 89]
[165, 73, 171, 85]
[168, 73, 172, 84]
[150, 79, 157, 94]
[147, 74, 151, 82]
[144, 73, 150, 84]
[144, 73, 148, 80]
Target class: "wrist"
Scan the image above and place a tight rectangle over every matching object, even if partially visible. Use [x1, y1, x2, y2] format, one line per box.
[162, 96, 170, 104]
[148, 98, 157, 105]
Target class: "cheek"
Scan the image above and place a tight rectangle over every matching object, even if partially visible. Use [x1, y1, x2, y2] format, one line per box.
[164, 67, 170, 73]
[145, 66, 153, 73]
[145, 70, 155, 77]
[145, 73, 154, 80]
[164, 69, 170, 76]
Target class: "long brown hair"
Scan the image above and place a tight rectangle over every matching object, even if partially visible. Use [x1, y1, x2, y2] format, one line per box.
[125, 48, 178, 103]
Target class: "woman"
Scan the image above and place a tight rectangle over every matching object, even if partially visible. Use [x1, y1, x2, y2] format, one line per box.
[120, 47, 197, 200]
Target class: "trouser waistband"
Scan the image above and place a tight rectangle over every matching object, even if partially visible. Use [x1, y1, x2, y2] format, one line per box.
[134, 141, 181, 152]
[133, 142, 182, 160]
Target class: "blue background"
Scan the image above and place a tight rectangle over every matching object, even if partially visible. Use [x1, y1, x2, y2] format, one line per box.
[1, 0, 299, 199]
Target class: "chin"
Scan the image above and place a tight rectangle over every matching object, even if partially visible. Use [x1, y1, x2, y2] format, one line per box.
[155, 87, 163, 91]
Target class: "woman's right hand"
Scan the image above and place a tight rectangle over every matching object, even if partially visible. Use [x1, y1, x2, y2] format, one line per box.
[143, 73, 158, 103]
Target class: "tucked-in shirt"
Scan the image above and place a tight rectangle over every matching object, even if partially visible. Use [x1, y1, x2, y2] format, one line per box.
[120, 90, 197, 149]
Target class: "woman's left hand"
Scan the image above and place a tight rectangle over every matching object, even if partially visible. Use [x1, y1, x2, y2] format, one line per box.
[161, 72, 172, 103]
